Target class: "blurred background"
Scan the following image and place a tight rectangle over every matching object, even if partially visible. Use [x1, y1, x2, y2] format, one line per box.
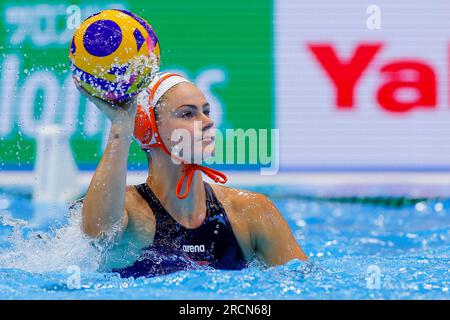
[1, 0, 450, 203]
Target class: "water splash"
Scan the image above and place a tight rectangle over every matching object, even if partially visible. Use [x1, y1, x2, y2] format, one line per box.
[0, 203, 101, 273]
[0, 186, 448, 299]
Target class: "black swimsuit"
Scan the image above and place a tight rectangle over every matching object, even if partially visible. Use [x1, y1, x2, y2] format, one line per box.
[113, 182, 247, 278]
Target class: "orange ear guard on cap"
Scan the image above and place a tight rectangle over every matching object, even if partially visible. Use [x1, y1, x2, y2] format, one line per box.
[132, 72, 228, 199]
[133, 104, 154, 148]
[133, 73, 182, 150]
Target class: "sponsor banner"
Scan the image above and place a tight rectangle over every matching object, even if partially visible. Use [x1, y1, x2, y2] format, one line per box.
[276, 0, 450, 171]
[0, 0, 272, 171]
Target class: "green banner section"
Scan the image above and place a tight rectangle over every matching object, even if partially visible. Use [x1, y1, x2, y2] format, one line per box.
[0, 0, 272, 170]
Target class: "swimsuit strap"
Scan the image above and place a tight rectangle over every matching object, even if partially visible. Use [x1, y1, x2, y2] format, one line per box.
[203, 182, 226, 216]
[135, 183, 167, 220]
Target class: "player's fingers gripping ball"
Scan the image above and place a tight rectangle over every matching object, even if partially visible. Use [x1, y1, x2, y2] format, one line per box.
[69, 9, 161, 102]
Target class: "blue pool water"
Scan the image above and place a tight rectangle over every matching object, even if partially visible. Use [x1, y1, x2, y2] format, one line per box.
[0, 185, 449, 299]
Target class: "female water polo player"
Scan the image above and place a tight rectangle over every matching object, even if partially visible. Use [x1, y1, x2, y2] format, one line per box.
[77, 72, 307, 277]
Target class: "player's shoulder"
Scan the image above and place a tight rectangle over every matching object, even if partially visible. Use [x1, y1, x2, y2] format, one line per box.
[209, 183, 270, 214]
[124, 184, 153, 218]
[124, 185, 141, 206]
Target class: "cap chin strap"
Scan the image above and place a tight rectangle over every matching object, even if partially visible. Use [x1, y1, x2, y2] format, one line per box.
[177, 164, 227, 199]
[146, 80, 227, 200]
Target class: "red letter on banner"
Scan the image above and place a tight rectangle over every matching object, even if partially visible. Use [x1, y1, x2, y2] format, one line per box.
[308, 43, 382, 108]
[377, 61, 436, 112]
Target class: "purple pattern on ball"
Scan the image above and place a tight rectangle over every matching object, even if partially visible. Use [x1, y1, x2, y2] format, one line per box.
[118, 9, 158, 46]
[70, 38, 76, 54]
[108, 64, 129, 76]
[71, 62, 136, 102]
[133, 28, 145, 51]
[146, 28, 158, 49]
[83, 20, 122, 57]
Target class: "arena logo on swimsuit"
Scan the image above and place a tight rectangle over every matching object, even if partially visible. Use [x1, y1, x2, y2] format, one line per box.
[182, 244, 206, 253]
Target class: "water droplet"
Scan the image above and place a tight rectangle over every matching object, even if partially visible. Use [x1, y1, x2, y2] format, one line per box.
[415, 202, 427, 212]
[433, 202, 444, 212]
